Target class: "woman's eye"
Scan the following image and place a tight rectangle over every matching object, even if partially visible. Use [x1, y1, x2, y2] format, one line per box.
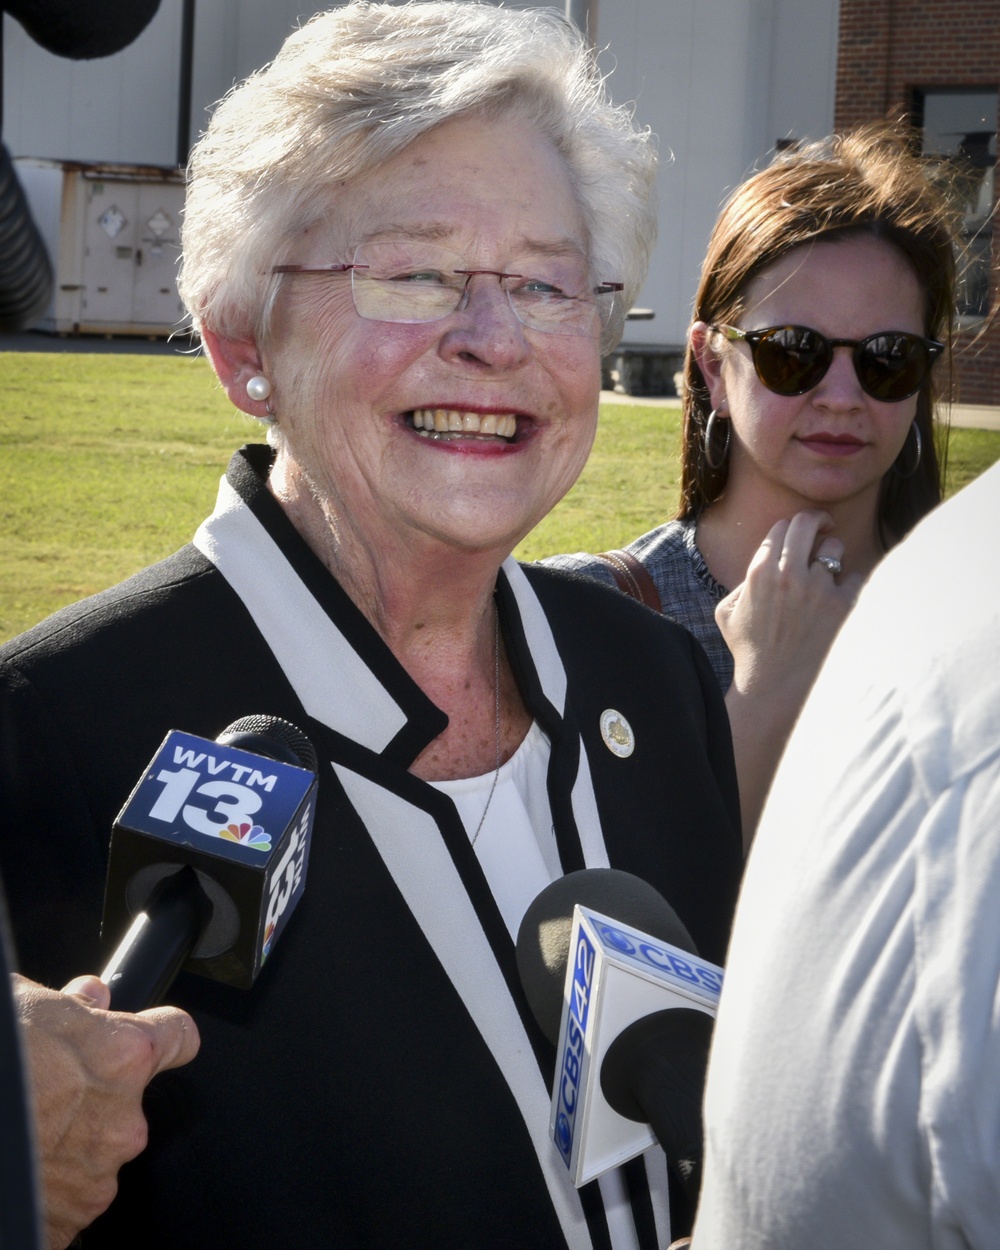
[395, 269, 448, 285]
[519, 278, 569, 298]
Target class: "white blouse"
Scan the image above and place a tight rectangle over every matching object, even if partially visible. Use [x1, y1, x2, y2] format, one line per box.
[429, 719, 556, 940]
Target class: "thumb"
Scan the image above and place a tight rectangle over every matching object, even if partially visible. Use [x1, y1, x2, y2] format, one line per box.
[136, 1005, 201, 1074]
[60, 974, 111, 1010]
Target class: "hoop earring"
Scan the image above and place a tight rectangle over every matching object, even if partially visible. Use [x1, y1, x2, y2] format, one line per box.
[704, 407, 731, 471]
[893, 421, 922, 479]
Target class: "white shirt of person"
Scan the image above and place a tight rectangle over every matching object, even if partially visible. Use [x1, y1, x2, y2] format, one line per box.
[693, 459, 1000, 1250]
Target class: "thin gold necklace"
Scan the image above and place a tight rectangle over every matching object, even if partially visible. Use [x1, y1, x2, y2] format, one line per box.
[471, 603, 501, 848]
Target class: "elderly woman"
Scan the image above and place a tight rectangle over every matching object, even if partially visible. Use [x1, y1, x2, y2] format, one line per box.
[0, 4, 741, 1247]
[552, 125, 959, 839]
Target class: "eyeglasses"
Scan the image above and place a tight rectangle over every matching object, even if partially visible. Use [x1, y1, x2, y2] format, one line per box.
[273, 241, 623, 337]
[712, 324, 944, 402]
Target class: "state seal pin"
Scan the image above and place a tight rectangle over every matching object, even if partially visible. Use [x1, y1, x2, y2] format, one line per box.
[600, 709, 634, 758]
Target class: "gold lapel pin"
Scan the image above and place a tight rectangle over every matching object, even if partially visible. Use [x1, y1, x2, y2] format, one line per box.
[600, 709, 635, 758]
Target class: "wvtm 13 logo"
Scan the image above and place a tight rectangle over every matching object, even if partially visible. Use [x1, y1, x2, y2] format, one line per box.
[146, 740, 280, 850]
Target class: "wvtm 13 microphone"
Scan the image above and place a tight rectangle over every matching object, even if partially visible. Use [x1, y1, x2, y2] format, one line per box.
[100, 715, 318, 1012]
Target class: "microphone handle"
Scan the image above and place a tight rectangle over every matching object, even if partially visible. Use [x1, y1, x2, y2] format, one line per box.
[102, 867, 211, 1012]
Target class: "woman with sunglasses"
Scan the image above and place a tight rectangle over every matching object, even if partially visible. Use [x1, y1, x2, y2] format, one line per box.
[553, 123, 958, 842]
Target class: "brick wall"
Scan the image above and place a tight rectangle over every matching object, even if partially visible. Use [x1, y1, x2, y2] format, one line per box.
[835, 0, 1000, 403]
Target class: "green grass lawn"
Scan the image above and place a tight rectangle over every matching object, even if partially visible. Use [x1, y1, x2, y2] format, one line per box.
[2, 351, 999, 643]
[2, 353, 249, 641]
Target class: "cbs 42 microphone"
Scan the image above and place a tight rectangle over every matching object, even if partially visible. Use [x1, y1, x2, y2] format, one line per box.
[516, 869, 723, 1205]
[100, 715, 318, 1012]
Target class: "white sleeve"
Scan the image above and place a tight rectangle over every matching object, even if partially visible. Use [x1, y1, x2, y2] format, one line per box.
[915, 756, 1000, 1250]
[694, 465, 1000, 1250]
[693, 667, 933, 1249]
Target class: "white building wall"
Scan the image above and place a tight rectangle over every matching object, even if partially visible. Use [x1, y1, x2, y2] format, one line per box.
[188, 3, 328, 136]
[2, 0, 838, 349]
[592, 0, 839, 346]
[2, 5, 183, 166]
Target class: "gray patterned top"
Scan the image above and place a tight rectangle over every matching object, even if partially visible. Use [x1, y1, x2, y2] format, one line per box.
[541, 517, 734, 691]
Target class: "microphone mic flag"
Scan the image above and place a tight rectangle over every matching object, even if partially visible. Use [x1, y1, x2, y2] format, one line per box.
[101, 715, 318, 1011]
[516, 869, 723, 1191]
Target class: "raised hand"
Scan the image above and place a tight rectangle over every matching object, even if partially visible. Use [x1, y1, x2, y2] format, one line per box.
[717, 510, 863, 845]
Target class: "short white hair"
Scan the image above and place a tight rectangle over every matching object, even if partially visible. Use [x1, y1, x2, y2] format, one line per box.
[178, 0, 657, 352]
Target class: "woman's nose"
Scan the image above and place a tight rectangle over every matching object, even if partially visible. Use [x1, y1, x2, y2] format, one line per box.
[812, 346, 865, 408]
[438, 272, 532, 368]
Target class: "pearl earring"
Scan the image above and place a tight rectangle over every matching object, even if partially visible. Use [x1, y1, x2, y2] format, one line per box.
[246, 375, 272, 402]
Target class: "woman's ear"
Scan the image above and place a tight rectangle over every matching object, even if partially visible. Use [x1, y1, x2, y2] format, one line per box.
[689, 320, 727, 411]
[200, 327, 271, 419]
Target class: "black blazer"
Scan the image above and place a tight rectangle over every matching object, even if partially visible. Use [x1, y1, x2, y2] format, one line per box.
[0, 446, 741, 1250]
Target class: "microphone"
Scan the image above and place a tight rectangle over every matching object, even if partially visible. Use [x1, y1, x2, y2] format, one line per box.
[516, 869, 723, 1198]
[100, 715, 318, 1012]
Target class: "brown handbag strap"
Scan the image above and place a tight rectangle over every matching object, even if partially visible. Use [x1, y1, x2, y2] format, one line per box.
[593, 549, 662, 614]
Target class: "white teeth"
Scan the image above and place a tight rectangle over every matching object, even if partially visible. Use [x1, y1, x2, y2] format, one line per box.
[410, 409, 517, 440]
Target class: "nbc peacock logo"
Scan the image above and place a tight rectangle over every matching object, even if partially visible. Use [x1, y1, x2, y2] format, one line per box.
[217, 821, 271, 851]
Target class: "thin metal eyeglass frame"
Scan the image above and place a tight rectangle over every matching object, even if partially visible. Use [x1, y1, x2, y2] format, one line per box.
[271, 261, 624, 331]
[711, 323, 944, 401]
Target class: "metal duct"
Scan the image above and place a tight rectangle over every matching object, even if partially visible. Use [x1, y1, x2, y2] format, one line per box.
[0, 143, 51, 332]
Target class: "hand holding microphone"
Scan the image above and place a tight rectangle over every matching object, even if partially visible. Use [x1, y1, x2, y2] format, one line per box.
[13, 971, 199, 1250]
[9, 713, 316, 1248]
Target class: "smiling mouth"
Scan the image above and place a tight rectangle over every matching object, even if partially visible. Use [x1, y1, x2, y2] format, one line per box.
[408, 408, 518, 443]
